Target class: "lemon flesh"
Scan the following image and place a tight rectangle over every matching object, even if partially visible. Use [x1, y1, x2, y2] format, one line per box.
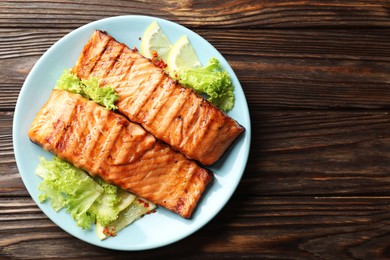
[166, 35, 202, 75]
[140, 21, 172, 61]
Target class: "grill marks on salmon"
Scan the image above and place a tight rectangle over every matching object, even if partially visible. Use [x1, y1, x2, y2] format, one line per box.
[28, 90, 213, 218]
[72, 30, 244, 165]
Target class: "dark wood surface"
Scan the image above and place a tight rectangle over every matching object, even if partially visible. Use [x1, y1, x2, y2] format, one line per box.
[1, 1, 390, 259]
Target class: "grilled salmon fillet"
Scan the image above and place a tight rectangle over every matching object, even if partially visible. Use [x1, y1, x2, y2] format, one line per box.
[72, 30, 244, 165]
[28, 89, 213, 218]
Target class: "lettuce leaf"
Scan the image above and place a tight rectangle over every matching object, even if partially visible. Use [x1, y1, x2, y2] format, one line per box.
[55, 69, 118, 110]
[35, 157, 155, 233]
[96, 198, 156, 240]
[36, 157, 103, 229]
[89, 178, 121, 226]
[175, 58, 235, 112]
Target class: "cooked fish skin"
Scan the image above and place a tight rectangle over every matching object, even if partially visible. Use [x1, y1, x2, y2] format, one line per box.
[72, 30, 244, 165]
[28, 89, 213, 218]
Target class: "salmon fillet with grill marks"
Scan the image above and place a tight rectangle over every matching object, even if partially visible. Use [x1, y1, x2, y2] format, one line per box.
[72, 30, 244, 165]
[28, 89, 213, 218]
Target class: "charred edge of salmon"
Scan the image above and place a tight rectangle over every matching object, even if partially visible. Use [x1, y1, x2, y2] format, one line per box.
[185, 167, 213, 218]
[28, 90, 214, 219]
[72, 30, 245, 166]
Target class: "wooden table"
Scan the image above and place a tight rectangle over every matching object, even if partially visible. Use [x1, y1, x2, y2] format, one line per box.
[1, 1, 390, 259]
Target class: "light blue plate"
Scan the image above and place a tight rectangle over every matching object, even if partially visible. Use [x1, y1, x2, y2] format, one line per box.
[13, 15, 251, 251]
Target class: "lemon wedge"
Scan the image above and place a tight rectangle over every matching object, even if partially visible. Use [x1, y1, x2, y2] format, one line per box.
[166, 35, 202, 74]
[140, 21, 172, 61]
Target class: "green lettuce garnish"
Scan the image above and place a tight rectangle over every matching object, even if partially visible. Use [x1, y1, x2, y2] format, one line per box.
[36, 156, 104, 229]
[35, 156, 156, 234]
[55, 69, 118, 110]
[96, 197, 156, 240]
[89, 177, 121, 226]
[174, 58, 235, 112]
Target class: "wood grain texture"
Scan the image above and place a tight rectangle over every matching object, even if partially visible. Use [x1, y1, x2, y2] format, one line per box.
[246, 111, 390, 195]
[1, 0, 390, 29]
[1, 0, 390, 259]
[0, 196, 389, 259]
